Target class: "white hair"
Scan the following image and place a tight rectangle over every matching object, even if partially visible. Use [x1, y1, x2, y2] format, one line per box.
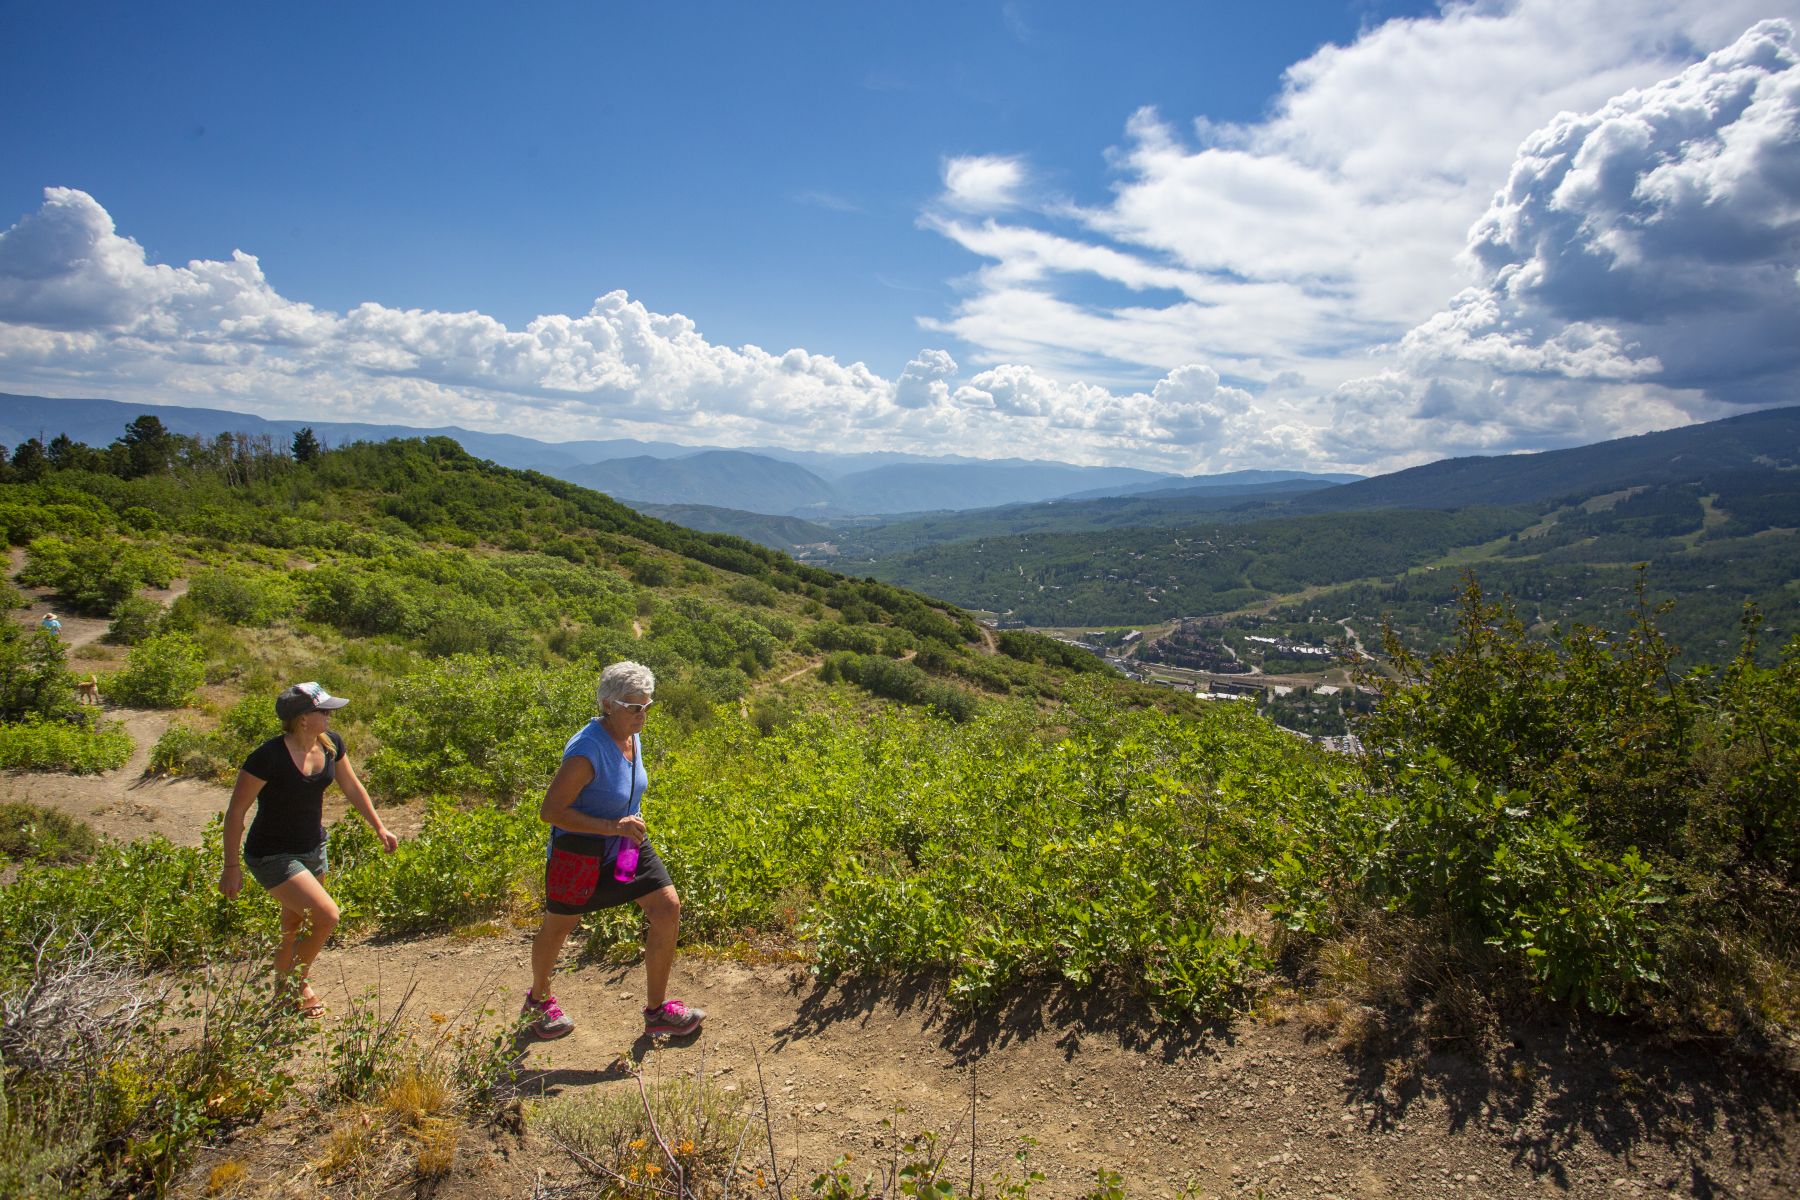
[596, 660, 656, 712]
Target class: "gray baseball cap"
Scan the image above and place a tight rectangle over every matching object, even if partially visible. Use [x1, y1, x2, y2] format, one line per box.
[275, 681, 349, 721]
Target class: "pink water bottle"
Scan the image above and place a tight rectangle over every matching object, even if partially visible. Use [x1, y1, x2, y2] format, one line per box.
[613, 840, 639, 883]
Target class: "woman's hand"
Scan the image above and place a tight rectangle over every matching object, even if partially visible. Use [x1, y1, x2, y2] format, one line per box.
[376, 825, 399, 853]
[614, 813, 647, 845]
[219, 862, 242, 898]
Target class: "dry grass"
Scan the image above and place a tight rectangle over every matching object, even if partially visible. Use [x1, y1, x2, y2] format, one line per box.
[381, 1065, 451, 1126]
[204, 1159, 249, 1195]
[412, 1116, 458, 1178]
[315, 1109, 383, 1181]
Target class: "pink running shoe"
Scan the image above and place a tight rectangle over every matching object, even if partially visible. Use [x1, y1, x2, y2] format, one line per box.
[643, 998, 706, 1037]
[521, 991, 573, 1039]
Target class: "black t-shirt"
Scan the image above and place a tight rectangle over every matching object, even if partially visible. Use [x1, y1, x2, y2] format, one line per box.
[241, 731, 343, 857]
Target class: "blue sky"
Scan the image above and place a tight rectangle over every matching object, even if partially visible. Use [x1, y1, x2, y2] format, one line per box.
[3, 1, 1797, 473]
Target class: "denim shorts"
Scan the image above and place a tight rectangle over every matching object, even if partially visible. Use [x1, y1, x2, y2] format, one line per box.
[243, 842, 329, 891]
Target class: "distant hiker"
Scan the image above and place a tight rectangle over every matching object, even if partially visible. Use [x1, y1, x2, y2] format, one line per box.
[218, 682, 398, 1016]
[76, 673, 100, 705]
[39, 612, 60, 636]
[523, 660, 704, 1040]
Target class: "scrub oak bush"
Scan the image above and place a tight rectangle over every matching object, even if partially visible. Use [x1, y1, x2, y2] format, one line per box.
[0, 625, 76, 722]
[0, 802, 100, 864]
[17, 534, 179, 616]
[148, 693, 273, 781]
[366, 656, 596, 803]
[107, 632, 206, 708]
[0, 718, 132, 774]
[1297, 576, 1800, 1024]
[104, 595, 164, 645]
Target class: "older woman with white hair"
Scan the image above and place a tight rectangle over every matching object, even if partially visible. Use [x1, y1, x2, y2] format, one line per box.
[522, 660, 705, 1039]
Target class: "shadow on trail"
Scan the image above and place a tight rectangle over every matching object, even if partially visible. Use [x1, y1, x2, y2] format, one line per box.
[774, 969, 1236, 1065]
[1322, 1013, 1800, 1194]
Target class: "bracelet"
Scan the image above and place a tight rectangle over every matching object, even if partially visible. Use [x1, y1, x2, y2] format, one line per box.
[224, 862, 240, 869]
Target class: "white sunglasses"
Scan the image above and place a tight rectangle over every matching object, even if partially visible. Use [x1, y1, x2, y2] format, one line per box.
[609, 700, 654, 714]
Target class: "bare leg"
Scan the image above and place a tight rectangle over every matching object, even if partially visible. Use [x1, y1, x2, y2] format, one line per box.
[530, 912, 583, 1001]
[636, 886, 682, 1009]
[267, 870, 339, 1008]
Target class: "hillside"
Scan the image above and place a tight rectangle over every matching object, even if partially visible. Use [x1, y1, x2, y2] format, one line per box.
[1292, 404, 1800, 512]
[1, 417, 1796, 1197]
[850, 408, 1800, 658]
[826, 478, 1350, 559]
[829, 461, 1171, 514]
[627, 501, 838, 553]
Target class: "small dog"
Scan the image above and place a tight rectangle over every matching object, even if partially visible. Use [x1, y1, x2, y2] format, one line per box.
[76, 675, 100, 705]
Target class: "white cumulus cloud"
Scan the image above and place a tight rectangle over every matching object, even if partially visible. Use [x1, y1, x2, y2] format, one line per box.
[1342, 17, 1800, 459]
[0, 188, 1276, 471]
[940, 155, 1028, 212]
[922, 0, 1800, 470]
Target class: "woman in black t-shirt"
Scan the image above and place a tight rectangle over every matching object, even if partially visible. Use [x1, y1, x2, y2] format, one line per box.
[218, 682, 398, 1015]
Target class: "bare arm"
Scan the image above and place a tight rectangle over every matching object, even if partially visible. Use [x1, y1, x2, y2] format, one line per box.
[539, 756, 646, 843]
[219, 771, 263, 898]
[335, 755, 398, 853]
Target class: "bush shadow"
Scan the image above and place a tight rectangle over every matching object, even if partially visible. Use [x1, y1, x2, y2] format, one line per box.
[1326, 1011, 1800, 1193]
[774, 968, 1237, 1065]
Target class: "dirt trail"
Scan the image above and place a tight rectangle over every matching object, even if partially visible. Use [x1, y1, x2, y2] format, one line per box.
[171, 924, 1800, 1199]
[777, 658, 822, 684]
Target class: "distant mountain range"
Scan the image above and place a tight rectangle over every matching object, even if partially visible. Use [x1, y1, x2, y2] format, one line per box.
[0, 393, 1358, 518]
[1287, 405, 1800, 512]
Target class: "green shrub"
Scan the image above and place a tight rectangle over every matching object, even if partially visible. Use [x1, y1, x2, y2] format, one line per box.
[366, 657, 593, 803]
[0, 626, 75, 722]
[0, 801, 100, 864]
[1316, 576, 1800, 1019]
[107, 633, 205, 708]
[329, 799, 542, 933]
[998, 629, 1115, 675]
[145, 718, 256, 781]
[103, 596, 163, 645]
[725, 578, 779, 607]
[822, 652, 978, 721]
[16, 535, 178, 616]
[182, 568, 294, 627]
[0, 719, 132, 774]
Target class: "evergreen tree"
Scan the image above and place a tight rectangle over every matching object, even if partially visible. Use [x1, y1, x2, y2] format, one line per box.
[292, 426, 321, 464]
[118, 414, 173, 478]
[9, 438, 47, 481]
[46, 433, 101, 472]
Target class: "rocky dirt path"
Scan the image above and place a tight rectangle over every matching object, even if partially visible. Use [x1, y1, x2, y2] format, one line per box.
[168, 924, 1800, 1199]
[0, 706, 235, 846]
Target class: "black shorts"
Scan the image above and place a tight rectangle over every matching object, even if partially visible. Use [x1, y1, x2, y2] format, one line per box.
[543, 833, 673, 915]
